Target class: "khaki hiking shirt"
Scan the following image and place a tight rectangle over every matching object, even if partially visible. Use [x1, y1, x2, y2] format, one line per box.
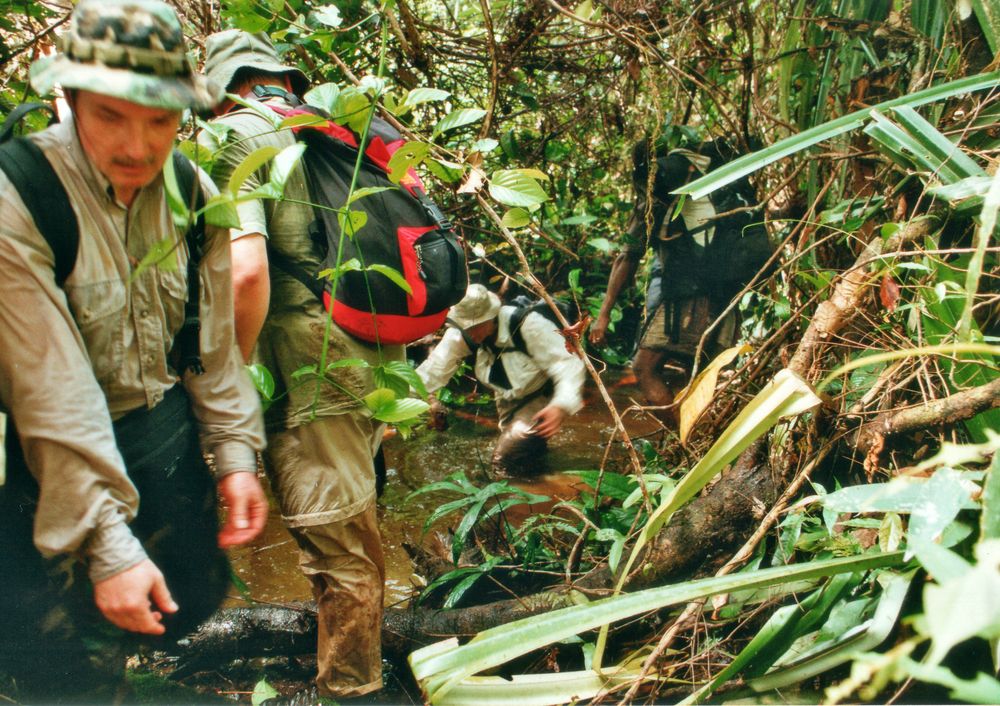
[0, 116, 265, 582]
[417, 306, 585, 414]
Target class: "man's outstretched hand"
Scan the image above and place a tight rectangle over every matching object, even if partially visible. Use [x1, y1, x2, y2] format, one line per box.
[93, 559, 177, 635]
[217, 470, 268, 548]
[531, 404, 567, 439]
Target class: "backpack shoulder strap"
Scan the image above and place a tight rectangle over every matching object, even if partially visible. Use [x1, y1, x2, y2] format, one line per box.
[0, 137, 79, 286]
[445, 317, 479, 354]
[0, 102, 57, 144]
[509, 301, 575, 355]
[170, 150, 207, 375]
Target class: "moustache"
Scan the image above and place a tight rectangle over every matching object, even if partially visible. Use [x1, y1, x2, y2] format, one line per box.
[111, 156, 157, 168]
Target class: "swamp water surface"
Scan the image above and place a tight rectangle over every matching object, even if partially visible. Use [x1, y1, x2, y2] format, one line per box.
[227, 373, 662, 609]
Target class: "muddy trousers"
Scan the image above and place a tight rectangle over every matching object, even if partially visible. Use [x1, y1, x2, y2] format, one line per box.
[265, 413, 385, 698]
[0, 386, 229, 704]
[492, 387, 552, 475]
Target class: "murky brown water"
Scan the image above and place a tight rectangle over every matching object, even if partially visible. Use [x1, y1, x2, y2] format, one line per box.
[226, 373, 662, 608]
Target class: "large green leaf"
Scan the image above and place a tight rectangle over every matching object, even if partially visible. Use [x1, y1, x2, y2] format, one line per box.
[922, 540, 1000, 666]
[227, 145, 281, 196]
[970, 0, 1000, 55]
[432, 108, 487, 138]
[402, 87, 451, 111]
[677, 71, 1000, 200]
[747, 572, 914, 694]
[409, 551, 904, 703]
[488, 169, 549, 208]
[981, 452, 1000, 541]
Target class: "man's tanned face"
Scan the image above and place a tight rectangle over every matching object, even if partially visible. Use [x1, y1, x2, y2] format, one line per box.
[70, 90, 182, 206]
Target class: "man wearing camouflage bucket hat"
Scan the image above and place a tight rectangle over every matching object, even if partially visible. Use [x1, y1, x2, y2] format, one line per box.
[198, 29, 403, 701]
[0, 0, 267, 700]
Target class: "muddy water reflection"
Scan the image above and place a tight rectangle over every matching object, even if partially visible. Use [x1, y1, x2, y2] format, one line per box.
[227, 373, 661, 608]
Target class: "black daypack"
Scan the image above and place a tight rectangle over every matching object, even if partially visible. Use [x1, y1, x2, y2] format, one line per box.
[646, 140, 773, 301]
[0, 103, 208, 374]
[253, 87, 468, 346]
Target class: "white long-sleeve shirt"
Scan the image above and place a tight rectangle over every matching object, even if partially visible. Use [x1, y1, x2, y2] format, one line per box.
[417, 306, 585, 414]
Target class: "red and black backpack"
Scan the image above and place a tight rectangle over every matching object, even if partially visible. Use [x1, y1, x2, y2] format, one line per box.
[252, 87, 468, 346]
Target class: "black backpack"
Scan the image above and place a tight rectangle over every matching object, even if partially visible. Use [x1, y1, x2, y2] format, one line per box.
[642, 140, 773, 301]
[0, 103, 208, 373]
[251, 87, 468, 346]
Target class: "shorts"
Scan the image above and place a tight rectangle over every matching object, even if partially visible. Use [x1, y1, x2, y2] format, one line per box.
[638, 295, 737, 362]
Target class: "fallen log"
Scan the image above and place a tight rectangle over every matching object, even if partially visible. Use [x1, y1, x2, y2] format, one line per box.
[171, 590, 583, 670]
[853, 377, 1000, 455]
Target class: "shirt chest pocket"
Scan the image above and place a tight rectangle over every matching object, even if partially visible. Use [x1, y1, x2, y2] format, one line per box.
[157, 267, 190, 339]
[64, 279, 127, 384]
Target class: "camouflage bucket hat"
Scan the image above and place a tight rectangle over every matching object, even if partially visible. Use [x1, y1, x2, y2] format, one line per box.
[30, 0, 222, 112]
[204, 30, 309, 96]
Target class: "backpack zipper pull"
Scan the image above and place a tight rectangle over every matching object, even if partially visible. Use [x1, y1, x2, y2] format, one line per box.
[414, 243, 427, 279]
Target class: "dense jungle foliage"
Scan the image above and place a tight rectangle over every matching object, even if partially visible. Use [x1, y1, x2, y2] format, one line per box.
[2, 0, 999, 703]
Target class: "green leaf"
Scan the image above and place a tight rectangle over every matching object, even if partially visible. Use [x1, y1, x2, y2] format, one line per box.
[251, 678, 279, 706]
[899, 658, 1000, 704]
[161, 154, 191, 228]
[970, 0, 1000, 54]
[911, 541, 972, 583]
[366, 394, 430, 424]
[878, 512, 904, 552]
[268, 143, 306, 192]
[822, 467, 978, 548]
[432, 108, 487, 138]
[291, 364, 318, 380]
[562, 214, 598, 226]
[277, 112, 326, 130]
[443, 570, 487, 609]
[311, 4, 342, 27]
[488, 169, 549, 208]
[304, 83, 340, 113]
[203, 193, 241, 229]
[347, 186, 394, 205]
[368, 263, 412, 294]
[587, 237, 614, 254]
[981, 451, 1000, 540]
[409, 551, 904, 703]
[386, 141, 431, 184]
[471, 138, 499, 153]
[402, 87, 451, 110]
[246, 363, 275, 400]
[922, 542, 1000, 665]
[132, 236, 179, 279]
[227, 145, 281, 196]
[501, 208, 531, 229]
[678, 70, 1000, 200]
[377, 360, 428, 398]
[426, 158, 466, 184]
[318, 258, 362, 283]
[338, 209, 368, 238]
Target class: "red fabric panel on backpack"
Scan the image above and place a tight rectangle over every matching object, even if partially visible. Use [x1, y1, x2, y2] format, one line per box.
[323, 290, 447, 345]
[397, 225, 434, 316]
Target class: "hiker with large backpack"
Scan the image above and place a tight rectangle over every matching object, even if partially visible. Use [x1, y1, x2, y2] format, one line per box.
[590, 135, 772, 425]
[417, 285, 586, 476]
[201, 29, 469, 701]
[0, 2, 267, 701]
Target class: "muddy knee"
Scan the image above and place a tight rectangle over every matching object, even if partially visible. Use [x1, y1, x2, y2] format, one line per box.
[492, 423, 549, 476]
